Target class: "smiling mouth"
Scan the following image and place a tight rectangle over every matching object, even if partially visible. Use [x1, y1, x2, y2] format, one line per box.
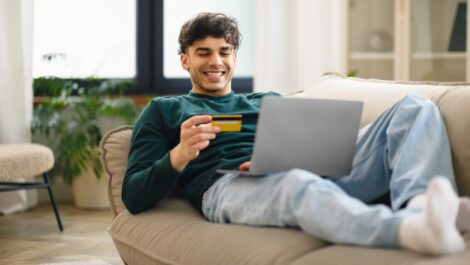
[204, 70, 226, 80]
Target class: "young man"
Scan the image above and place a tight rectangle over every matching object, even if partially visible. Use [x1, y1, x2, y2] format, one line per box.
[124, 13, 470, 255]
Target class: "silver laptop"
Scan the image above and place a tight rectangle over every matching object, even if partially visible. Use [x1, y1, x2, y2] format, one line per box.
[218, 96, 364, 177]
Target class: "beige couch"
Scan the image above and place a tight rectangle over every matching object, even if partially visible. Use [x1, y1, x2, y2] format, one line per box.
[99, 73, 470, 265]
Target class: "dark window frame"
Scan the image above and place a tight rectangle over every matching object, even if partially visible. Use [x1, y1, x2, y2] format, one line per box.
[134, 0, 253, 95]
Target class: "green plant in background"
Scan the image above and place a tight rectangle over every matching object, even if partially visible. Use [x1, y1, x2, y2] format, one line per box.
[32, 77, 140, 184]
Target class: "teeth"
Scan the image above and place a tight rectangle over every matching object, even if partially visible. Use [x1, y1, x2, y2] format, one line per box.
[206, 72, 223, 77]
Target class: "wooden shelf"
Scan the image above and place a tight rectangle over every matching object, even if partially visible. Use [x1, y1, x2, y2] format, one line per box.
[411, 52, 466, 60]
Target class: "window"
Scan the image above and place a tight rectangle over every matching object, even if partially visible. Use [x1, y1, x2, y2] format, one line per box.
[33, 0, 254, 95]
[33, 0, 136, 79]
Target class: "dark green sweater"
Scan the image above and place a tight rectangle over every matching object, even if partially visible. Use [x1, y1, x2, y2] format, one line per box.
[123, 91, 280, 214]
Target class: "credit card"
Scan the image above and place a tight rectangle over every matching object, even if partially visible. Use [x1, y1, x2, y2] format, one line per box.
[210, 115, 242, 132]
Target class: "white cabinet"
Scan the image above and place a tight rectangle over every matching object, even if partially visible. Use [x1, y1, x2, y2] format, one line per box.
[343, 0, 470, 81]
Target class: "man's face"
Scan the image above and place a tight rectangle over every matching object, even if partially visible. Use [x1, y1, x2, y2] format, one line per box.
[180, 37, 237, 96]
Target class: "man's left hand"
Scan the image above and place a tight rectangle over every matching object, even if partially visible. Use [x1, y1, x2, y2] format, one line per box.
[239, 161, 251, 171]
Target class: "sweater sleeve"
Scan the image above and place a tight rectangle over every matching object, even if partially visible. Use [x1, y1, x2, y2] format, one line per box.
[122, 100, 181, 214]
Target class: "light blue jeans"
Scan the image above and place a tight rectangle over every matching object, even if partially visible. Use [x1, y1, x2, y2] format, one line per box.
[202, 94, 456, 248]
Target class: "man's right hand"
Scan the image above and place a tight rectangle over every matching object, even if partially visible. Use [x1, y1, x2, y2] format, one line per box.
[170, 115, 220, 172]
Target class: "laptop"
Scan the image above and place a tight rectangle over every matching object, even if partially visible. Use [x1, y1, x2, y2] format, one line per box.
[217, 96, 364, 177]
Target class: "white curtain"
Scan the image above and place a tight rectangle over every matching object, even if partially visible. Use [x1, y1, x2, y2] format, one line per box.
[0, 0, 36, 214]
[254, 0, 344, 94]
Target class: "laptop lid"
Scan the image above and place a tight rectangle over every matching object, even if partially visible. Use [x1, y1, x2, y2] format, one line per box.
[248, 97, 363, 176]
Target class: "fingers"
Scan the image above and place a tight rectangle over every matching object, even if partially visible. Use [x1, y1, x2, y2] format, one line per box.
[177, 115, 221, 161]
[181, 115, 220, 138]
[182, 124, 220, 139]
[181, 115, 213, 129]
[186, 132, 217, 148]
[239, 161, 251, 171]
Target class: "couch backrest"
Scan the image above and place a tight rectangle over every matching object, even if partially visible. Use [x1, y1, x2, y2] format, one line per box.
[100, 73, 470, 216]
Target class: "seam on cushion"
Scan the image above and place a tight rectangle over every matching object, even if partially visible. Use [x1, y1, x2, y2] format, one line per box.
[99, 125, 133, 217]
[109, 228, 181, 265]
[322, 72, 470, 86]
[286, 242, 332, 265]
[432, 87, 456, 108]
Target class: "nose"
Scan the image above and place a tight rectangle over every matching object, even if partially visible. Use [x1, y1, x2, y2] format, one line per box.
[209, 53, 223, 66]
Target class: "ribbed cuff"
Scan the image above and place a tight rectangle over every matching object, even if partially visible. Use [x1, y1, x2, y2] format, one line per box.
[152, 152, 182, 186]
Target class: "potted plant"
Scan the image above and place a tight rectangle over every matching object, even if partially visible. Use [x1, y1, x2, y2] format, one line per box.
[32, 77, 140, 209]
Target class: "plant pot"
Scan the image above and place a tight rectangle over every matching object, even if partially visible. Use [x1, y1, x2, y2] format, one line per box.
[72, 165, 109, 209]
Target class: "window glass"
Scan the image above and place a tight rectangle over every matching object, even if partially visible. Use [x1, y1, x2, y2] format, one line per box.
[33, 0, 136, 78]
[163, 0, 254, 78]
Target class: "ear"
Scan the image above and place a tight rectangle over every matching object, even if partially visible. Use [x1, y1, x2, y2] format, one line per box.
[233, 51, 238, 64]
[180, 53, 189, 71]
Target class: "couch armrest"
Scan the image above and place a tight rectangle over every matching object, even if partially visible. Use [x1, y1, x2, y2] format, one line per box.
[99, 125, 133, 217]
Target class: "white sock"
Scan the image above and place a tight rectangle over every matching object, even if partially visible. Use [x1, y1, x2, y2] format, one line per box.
[406, 194, 426, 209]
[457, 197, 470, 232]
[399, 177, 465, 255]
[408, 192, 470, 233]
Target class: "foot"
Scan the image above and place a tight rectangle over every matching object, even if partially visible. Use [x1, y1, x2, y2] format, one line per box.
[399, 177, 465, 255]
[457, 197, 470, 232]
[406, 194, 426, 209]
[409, 194, 470, 233]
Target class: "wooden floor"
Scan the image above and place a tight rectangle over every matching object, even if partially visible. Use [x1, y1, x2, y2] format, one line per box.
[0, 203, 123, 265]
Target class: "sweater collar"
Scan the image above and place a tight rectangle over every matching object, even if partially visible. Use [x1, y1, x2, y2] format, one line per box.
[188, 91, 235, 100]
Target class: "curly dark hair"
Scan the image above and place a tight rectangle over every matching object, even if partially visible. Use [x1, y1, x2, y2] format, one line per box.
[178, 12, 242, 54]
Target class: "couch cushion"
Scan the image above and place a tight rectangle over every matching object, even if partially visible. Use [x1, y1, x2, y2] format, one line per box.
[290, 233, 470, 265]
[109, 198, 327, 265]
[293, 73, 470, 197]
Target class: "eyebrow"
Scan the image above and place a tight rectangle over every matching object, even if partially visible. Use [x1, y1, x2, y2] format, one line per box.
[220, 46, 233, 52]
[195, 48, 211, 53]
